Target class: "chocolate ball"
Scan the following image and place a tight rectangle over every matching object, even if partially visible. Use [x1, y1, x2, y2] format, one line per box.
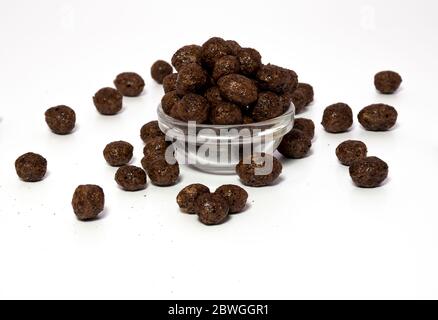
[212, 55, 240, 81]
[162, 73, 178, 93]
[321, 103, 353, 133]
[204, 86, 224, 106]
[201, 37, 232, 69]
[115, 165, 147, 191]
[374, 71, 402, 94]
[142, 136, 170, 164]
[195, 193, 229, 225]
[256, 64, 298, 94]
[217, 74, 258, 106]
[210, 101, 243, 125]
[280, 92, 293, 113]
[237, 48, 262, 76]
[177, 184, 210, 214]
[177, 93, 210, 123]
[15, 152, 47, 182]
[103, 141, 133, 166]
[71, 185, 105, 221]
[114, 72, 145, 97]
[140, 120, 165, 143]
[336, 140, 368, 166]
[45, 105, 76, 135]
[277, 129, 312, 159]
[176, 63, 208, 95]
[225, 40, 242, 56]
[293, 118, 315, 140]
[349, 156, 388, 188]
[214, 184, 248, 214]
[171, 45, 202, 72]
[161, 91, 181, 115]
[358, 104, 398, 131]
[146, 158, 180, 186]
[291, 83, 314, 114]
[252, 92, 284, 122]
[93, 87, 123, 115]
[290, 90, 307, 114]
[151, 60, 173, 84]
[236, 153, 282, 187]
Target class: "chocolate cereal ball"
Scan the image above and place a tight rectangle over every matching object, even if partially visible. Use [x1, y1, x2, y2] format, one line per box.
[210, 101, 243, 125]
[177, 184, 210, 214]
[217, 74, 258, 106]
[103, 141, 133, 166]
[291, 83, 314, 114]
[177, 93, 210, 123]
[146, 158, 180, 186]
[162, 73, 178, 93]
[256, 64, 298, 94]
[114, 72, 145, 97]
[349, 156, 388, 188]
[161, 91, 181, 115]
[15, 152, 47, 182]
[225, 40, 242, 56]
[280, 92, 293, 113]
[214, 185, 248, 214]
[293, 118, 315, 140]
[237, 48, 262, 76]
[142, 136, 170, 164]
[201, 37, 232, 69]
[358, 104, 398, 131]
[195, 193, 229, 225]
[277, 129, 311, 159]
[212, 55, 240, 81]
[374, 71, 402, 94]
[45, 105, 76, 135]
[71, 185, 105, 221]
[176, 63, 208, 95]
[236, 153, 282, 187]
[115, 165, 147, 191]
[140, 120, 164, 143]
[252, 92, 284, 122]
[93, 87, 123, 115]
[171, 45, 202, 71]
[151, 60, 173, 84]
[321, 103, 353, 133]
[204, 86, 224, 106]
[336, 140, 368, 166]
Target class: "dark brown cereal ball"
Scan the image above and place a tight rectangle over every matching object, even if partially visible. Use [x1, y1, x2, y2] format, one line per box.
[177, 93, 210, 123]
[217, 74, 258, 106]
[15, 152, 47, 182]
[204, 86, 224, 106]
[195, 193, 229, 225]
[114, 72, 145, 97]
[71, 185, 105, 221]
[150, 60, 173, 84]
[210, 101, 243, 125]
[176, 63, 208, 95]
[201, 37, 232, 69]
[103, 141, 133, 166]
[212, 55, 240, 81]
[237, 48, 262, 76]
[290, 89, 307, 114]
[225, 40, 242, 56]
[277, 129, 312, 159]
[45, 105, 76, 135]
[297, 83, 314, 105]
[336, 140, 368, 166]
[146, 158, 180, 186]
[256, 64, 298, 94]
[374, 71, 402, 94]
[177, 184, 210, 214]
[142, 136, 170, 163]
[93, 87, 123, 115]
[115, 165, 147, 191]
[161, 91, 181, 115]
[171, 45, 203, 72]
[162, 73, 178, 93]
[349, 156, 388, 188]
[293, 118, 315, 140]
[280, 92, 293, 113]
[252, 92, 283, 122]
[169, 101, 183, 120]
[321, 103, 353, 133]
[236, 153, 282, 187]
[140, 120, 164, 143]
[214, 185, 248, 214]
[358, 104, 398, 131]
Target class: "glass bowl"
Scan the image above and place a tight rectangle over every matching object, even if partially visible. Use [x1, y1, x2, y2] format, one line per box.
[157, 103, 294, 174]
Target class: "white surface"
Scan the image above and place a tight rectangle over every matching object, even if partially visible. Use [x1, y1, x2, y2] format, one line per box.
[0, 0, 437, 299]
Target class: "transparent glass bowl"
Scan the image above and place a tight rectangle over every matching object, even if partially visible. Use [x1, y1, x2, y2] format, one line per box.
[157, 103, 295, 174]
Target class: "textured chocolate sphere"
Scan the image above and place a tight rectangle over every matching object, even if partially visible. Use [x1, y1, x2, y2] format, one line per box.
[45, 105, 76, 135]
[374, 71, 402, 94]
[210, 101, 243, 125]
[140, 120, 164, 143]
[103, 141, 133, 166]
[291, 82, 314, 114]
[349, 156, 388, 188]
[177, 93, 210, 123]
[217, 74, 258, 106]
[115, 165, 147, 191]
[176, 63, 208, 95]
[15, 152, 47, 182]
[252, 92, 283, 122]
[195, 193, 229, 225]
[212, 55, 240, 81]
[256, 64, 298, 94]
[225, 40, 242, 56]
[321, 103, 353, 133]
[204, 86, 224, 106]
[171, 45, 202, 71]
[214, 185, 248, 214]
[201, 37, 232, 69]
[236, 153, 282, 187]
[277, 129, 312, 159]
[71, 185, 105, 221]
[293, 118, 315, 140]
[177, 184, 210, 214]
[237, 48, 262, 76]
[146, 158, 180, 186]
[114, 72, 145, 97]
[336, 140, 368, 166]
[93, 87, 123, 115]
[142, 136, 170, 164]
[151, 60, 173, 84]
[162, 73, 178, 93]
[161, 91, 181, 115]
[358, 104, 398, 131]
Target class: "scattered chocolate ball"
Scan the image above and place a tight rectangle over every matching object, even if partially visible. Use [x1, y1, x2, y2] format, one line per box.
[277, 129, 312, 159]
[293, 118, 315, 140]
[162, 73, 178, 93]
[150, 60, 173, 84]
[212, 55, 240, 81]
[142, 136, 170, 164]
[15, 152, 47, 182]
[103, 141, 133, 166]
[93, 87, 123, 115]
[237, 48, 262, 76]
[161, 91, 181, 115]
[115, 165, 147, 191]
[336, 140, 368, 166]
[217, 74, 258, 106]
[195, 193, 229, 225]
[321, 103, 353, 133]
[171, 45, 202, 72]
[214, 185, 248, 214]
[210, 101, 243, 125]
[374, 71, 402, 94]
[349, 156, 388, 188]
[236, 153, 282, 187]
[291, 83, 314, 114]
[114, 72, 145, 97]
[176, 63, 208, 95]
[256, 64, 298, 94]
[201, 37, 232, 69]
[252, 91, 283, 122]
[177, 93, 210, 123]
[204, 86, 224, 106]
[140, 121, 164, 143]
[146, 158, 180, 186]
[225, 40, 242, 56]
[358, 104, 398, 131]
[45, 105, 76, 135]
[71, 185, 105, 221]
[177, 184, 210, 214]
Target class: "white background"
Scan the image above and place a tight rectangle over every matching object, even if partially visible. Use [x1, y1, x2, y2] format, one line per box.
[0, 0, 437, 299]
